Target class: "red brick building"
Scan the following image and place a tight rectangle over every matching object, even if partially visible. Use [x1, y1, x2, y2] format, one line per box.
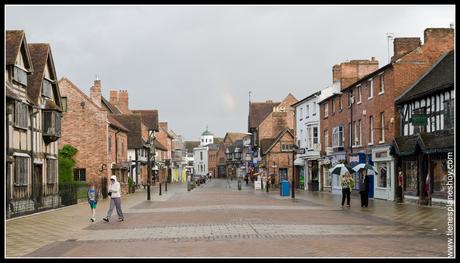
[58, 78, 130, 195]
[319, 28, 454, 201]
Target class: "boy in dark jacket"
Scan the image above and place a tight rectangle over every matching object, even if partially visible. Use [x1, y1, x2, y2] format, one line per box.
[359, 171, 370, 207]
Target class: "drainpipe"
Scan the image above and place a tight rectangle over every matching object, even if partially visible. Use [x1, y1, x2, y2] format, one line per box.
[115, 130, 120, 164]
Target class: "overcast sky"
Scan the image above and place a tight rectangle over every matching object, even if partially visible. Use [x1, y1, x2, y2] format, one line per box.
[5, 5, 454, 140]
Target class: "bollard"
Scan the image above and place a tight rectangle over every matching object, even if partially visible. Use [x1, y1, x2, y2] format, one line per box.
[238, 180, 242, 190]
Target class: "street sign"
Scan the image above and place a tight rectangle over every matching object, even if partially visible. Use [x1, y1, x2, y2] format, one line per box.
[296, 148, 306, 154]
[411, 114, 427, 126]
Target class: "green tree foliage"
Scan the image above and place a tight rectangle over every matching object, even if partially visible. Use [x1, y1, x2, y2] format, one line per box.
[58, 144, 78, 183]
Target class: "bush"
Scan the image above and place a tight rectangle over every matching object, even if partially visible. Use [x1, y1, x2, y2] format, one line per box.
[58, 145, 78, 183]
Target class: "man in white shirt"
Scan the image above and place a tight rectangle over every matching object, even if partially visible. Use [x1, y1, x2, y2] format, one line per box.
[103, 175, 124, 222]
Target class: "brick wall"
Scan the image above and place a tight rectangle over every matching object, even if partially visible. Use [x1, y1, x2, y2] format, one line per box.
[263, 131, 294, 185]
[58, 78, 111, 186]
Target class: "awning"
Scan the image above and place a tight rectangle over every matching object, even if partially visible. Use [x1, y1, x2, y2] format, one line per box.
[393, 130, 454, 156]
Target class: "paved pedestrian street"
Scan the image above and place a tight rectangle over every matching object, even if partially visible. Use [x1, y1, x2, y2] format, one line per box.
[6, 179, 449, 258]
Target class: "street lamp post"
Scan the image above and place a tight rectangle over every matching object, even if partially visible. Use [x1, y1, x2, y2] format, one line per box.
[146, 131, 156, 201]
[292, 144, 299, 199]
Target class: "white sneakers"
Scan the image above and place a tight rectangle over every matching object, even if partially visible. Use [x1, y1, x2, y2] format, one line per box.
[90, 217, 95, 222]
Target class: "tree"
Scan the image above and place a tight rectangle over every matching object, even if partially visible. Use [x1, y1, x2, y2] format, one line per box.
[58, 144, 78, 183]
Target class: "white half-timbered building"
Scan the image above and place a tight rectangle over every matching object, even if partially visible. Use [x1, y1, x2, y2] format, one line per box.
[6, 30, 63, 218]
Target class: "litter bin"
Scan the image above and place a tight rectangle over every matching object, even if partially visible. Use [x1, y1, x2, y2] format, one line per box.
[281, 180, 290, 196]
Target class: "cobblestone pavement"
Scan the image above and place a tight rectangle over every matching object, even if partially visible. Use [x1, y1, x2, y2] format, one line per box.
[6, 179, 451, 258]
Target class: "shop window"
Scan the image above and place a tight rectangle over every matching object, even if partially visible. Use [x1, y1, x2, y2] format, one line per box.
[378, 163, 387, 188]
[403, 161, 418, 194]
[432, 159, 448, 196]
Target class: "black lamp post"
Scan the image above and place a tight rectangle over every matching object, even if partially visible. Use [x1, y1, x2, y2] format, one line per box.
[146, 132, 156, 201]
[292, 144, 299, 199]
[225, 148, 231, 180]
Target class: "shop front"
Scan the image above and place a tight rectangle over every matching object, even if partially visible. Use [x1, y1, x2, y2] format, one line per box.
[394, 131, 453, 205]
[372, 146, 395, 201]
[294, 157, 305, 190]
[348, 152, 366, 193]
[306, 159, 320, 191]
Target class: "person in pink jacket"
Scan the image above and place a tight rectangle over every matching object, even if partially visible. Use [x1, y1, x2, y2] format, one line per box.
[103, 175, 124, 222]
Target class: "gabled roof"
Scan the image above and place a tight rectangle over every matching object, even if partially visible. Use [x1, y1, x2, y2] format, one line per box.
[153, 139, 167, 151]
[214, 137, 224, 144]
[249, 101, 280, 128]
[224, 132, 248, 144]
[107, 114, 129, 132]
[395, 50, 454, 104]
[261, 128, 295, 155]
[131, 110, 159, 132]
[111, 114, 145, 149]
[101, 96, 122, 114]
[27, 43, 62, 110]
[291, 91, 321, 107]
[58, 77, 102, 110]
[6, 30, 33, 71]
[185, 141, 200, 153]
[160, 122, 174, 139]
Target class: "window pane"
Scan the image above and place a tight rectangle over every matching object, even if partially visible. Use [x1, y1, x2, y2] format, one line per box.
[61, 97, 67, 112]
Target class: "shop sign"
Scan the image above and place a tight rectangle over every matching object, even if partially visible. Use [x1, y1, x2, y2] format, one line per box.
[411, 114, 427, 126]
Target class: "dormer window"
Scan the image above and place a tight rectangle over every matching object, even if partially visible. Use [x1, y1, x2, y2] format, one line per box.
[13, 65, 28, 86]
[42, 78, 54, 99]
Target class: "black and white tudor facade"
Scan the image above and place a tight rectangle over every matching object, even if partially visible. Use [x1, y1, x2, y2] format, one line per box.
[393, 50, 454, 205]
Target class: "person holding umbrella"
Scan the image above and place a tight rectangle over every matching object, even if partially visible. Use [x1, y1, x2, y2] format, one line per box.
[341, 172, 352, 207]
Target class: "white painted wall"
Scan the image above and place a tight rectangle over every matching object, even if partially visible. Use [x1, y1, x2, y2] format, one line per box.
[193, 146, 209, 176]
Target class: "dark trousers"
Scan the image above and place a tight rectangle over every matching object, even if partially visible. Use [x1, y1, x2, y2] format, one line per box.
[360, 191, 369, 207]
[341, 188, 350, 206]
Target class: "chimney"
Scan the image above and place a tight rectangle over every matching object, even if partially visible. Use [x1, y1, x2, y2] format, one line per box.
[266, 100, 273, 103]
[333, 59, 379, 90]
[110, 90, 118, 105]
[332, 64, 341, 83]
[423, 28, 454, 45]
[117, 90, 129, 114]
[392, 37, 421, 61]
[90, 79, 102, 107]
[160, 122, 168, 132]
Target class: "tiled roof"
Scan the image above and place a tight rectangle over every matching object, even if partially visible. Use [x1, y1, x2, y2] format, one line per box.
[111, 114, 144, 149]
[396, 50, 454, 104]
[393, 130, 454, 156]
[26, 43, 61, 110]
[101, 96, 121, 114]
[131, 110, 159, 132]
[6, 30, 33, 71]
[261, 128, 295, 155]
[249, 101, 280, 128]
[107, 114, 129, 132]
[153, 139, 167, 151]
[185, 141, 200, 153]
[6, 83, 21, 100]
[224, 133, 248, 144]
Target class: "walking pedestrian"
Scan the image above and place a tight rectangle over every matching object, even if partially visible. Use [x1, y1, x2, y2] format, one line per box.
[103, 175, 124, 222]
[398, 168, 404, 203]
[245, 174, 249, 185]
[359, 171, 370, 207]
[341, 172, 352, 208]
[87, 181, 99, 222]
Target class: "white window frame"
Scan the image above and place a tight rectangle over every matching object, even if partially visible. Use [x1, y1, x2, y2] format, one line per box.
[299, 107, 303, 120]
[324, 102, 328, 118]
[378, 74, 384, 95]
[332, 126, 343, 148]
[368, 79, 374, 99]
[380, 112, 385, 143]
[324, 129, 329, 148]
[357, 85, 362, 104]
[368, 116, 374, 145]
[312, 126, 318, 145]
